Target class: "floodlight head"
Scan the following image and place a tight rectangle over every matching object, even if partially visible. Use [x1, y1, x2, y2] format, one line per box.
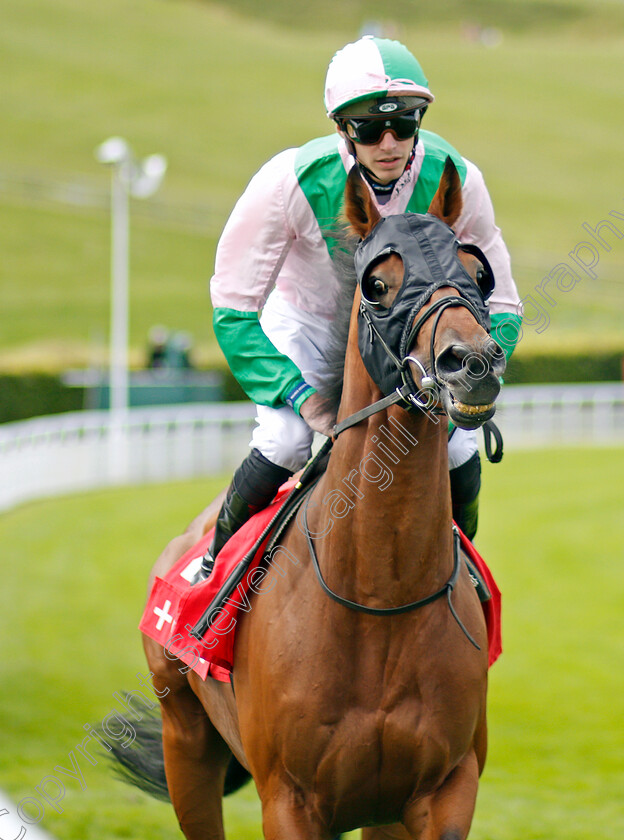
[142, 154, 167, 180]
[95, 136, 131, 166]
[130, 154, 168, 198]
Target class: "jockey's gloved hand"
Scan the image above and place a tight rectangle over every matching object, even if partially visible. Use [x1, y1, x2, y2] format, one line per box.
[299, 392, 336, 437]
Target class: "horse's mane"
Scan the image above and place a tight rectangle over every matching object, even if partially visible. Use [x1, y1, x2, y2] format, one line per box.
[315, 226, 358, 411]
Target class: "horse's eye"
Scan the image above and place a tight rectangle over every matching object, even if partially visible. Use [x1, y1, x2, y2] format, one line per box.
[371, 277, 389, 297]
[475, 266, 493, 297]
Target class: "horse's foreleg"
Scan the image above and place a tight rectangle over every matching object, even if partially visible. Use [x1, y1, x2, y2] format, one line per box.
[259, 776, 331, 840]
[401, 749, 481, 840]
[159, 679, 232, 840]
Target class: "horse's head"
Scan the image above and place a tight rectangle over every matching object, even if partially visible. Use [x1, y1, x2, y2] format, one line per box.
[344, 158, 506, 430]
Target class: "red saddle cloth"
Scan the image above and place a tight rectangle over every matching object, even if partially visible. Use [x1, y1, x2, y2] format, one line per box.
[140, 481, 502, 683]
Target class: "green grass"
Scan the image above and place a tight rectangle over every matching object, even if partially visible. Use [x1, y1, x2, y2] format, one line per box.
[222, 0, 624, 36]
[0, 447, 622, 838]
[475, 447, 624, 839]
[0, 201, 222, 370]
[1, 0, 623, 370]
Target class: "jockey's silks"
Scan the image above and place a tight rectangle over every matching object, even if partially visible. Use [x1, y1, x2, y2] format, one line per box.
[210, 132, 520, 412]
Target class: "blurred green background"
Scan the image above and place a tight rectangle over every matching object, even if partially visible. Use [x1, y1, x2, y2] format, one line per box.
[1, 0, 623, 373]
[1, 2, 623, 838]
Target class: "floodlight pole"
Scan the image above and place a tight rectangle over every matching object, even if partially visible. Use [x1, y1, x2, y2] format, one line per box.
[109, 161, 130, 428]
[96, 137, 167, 482]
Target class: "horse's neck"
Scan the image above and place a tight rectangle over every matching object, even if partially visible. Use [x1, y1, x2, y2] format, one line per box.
[315, 358, 454, 602]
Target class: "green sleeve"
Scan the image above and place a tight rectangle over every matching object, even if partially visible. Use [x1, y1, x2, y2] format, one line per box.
[213, 307, 316, 412]
[490, 312, 523, 361]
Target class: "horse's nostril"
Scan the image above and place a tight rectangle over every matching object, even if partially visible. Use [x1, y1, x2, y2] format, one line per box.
[436, 341, 506, 381]
[436, 345, 467, 377]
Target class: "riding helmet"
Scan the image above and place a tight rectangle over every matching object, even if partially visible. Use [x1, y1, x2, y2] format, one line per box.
[324, 36, 435, 118]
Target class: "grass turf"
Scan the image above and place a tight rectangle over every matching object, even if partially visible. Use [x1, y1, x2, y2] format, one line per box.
[0, 446, 622, 838]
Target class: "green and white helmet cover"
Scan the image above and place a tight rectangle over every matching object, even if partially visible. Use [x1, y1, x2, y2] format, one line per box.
[324, 36, 434, 118]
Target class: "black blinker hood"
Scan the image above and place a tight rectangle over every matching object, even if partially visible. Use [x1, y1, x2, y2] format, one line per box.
[354, 213, 493, 396]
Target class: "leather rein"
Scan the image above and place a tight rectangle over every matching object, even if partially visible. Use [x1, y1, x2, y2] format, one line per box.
[301, 489, 479, 649]
[302, 293, 489, 648]
[333, 293, 483, 436]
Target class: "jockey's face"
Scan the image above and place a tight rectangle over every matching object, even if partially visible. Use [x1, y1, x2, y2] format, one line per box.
[350, 131, 414, 185]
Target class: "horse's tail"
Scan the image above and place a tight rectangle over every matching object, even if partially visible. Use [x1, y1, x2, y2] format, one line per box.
[107, 707, 169, 800]
[104, 700, 251, 800]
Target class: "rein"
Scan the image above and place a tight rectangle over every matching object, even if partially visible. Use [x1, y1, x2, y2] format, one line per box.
[319, 293, 495, 647]
[334, 293, 482, 437]
[333, 382, 419, 437]
[302, 493, 480, 648]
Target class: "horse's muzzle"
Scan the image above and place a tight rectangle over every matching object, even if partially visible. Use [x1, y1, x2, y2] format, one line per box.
[435, 337, 505, 429]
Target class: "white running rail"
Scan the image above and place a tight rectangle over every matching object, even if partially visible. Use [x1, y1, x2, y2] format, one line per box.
[0, 385, 622, 513]
[493, 383, 624, 448]
[0, 402, 256, 513]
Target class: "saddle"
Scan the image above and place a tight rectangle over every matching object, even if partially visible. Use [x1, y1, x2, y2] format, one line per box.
[139, 437, 502, 681]
[190, 436, 494, 640]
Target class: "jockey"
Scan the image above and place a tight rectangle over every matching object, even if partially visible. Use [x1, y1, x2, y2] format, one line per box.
[195, 35, 522, 581]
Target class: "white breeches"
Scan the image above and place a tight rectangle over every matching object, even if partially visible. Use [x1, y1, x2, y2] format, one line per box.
[250, 292, 478, 473]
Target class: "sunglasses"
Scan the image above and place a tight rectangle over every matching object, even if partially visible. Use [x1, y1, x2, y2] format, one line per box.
[338, 109, 422, 145]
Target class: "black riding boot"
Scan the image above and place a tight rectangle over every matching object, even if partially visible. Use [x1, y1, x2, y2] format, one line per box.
[450, 451, 481, 542]
[192, 449, 292, 583]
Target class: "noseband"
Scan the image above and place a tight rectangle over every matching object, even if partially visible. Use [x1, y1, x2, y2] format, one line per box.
[334, 212, 493, 438]
[334, 292, 485, 437]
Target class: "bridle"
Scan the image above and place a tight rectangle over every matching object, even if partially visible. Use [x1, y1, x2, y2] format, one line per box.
[317, 289, 492, 649]
[189, 287, 493, 648]
[333, 292, 485, 437]
[301, 481, 480, 649]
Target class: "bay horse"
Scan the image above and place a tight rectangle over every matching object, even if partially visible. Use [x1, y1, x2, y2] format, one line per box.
[130, 158, 505, 840]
